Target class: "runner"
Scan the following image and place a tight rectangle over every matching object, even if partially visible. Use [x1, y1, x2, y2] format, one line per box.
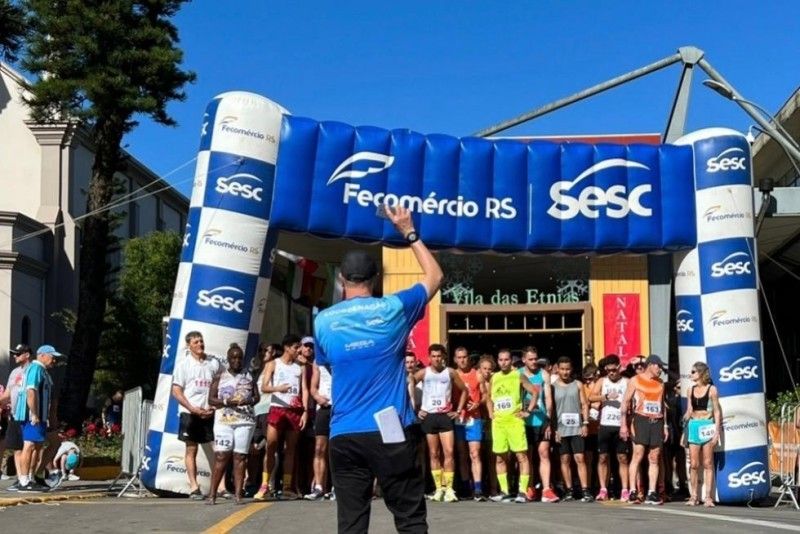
[552, 356, 592, 502]
[683, 362, 722, 508]
[519, 347, 558, 503]
[171, 332, 221, 499]
[620, 354, 668, 505]
[486, 348, 539, 503]
[255, 334, 308, 500]
[411, 344, 467, 503]
[477, 355, 498, 497]
[305, 357, 334, 500]
[581, 363, 600, 495]
[589, 354, 631, 501]
[453, 346, 487, 501]
[206, 343, 258, 505]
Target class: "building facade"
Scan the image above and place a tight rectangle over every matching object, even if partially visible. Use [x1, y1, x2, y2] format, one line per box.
[0, 62, 188, 381]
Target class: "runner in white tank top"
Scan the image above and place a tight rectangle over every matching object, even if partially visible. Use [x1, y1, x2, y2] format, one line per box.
[271, 358, 303, 409]
[588, 355, 631, 501]
[410, 344, 467, 503]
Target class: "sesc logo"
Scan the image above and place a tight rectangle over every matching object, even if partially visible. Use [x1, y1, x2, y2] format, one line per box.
[719, 356, 759, 383]
[706, 147, 746, 173]
[547, 159, 652, 220]
[676, 309, 695, 333]
[727, 461, 767, 489]
[196, 286, 246, 313]
[215, 173, 264, 202]
[710, 251, 752, 278]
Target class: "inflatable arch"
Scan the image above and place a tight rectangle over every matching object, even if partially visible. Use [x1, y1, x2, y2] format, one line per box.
[142, 92, 768, 503]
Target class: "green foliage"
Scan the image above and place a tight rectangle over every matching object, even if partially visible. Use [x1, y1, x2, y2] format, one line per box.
[767, 387, 800, 422]
[94, 231, 182, 398]
[77, 429, 123, 463]
[20, 0, 196, 129]
[0, 0, 26, 61]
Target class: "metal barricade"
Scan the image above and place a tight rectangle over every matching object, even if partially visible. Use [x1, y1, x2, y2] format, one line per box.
[774, 403, 800, 509]
[110, 387, 153, 497]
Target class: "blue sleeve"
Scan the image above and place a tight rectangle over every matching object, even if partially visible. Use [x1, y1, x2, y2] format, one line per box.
[394, 283, 428, 326]
[25, 365, 43, 390]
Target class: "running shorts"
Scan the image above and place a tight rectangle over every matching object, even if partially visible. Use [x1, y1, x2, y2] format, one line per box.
[267, 406, 303, 433]
[315, 406, 331, 437]
[213, 424, 254, 454]
[632, 414, 665, 448]
[492, 418, 527, 454]
[454, 418, 483, 442]
[421, 412, 454, 434]
[525, 425, 550, 445]
[178, 413, 214, 444]
[558, 435, 585, 455]
[686, 418, 716, 446]
[597, 425, 631, 456]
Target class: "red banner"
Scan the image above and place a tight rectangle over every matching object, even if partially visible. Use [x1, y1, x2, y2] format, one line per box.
[407, 305, 431, 366]
[603, 294, 641, 367]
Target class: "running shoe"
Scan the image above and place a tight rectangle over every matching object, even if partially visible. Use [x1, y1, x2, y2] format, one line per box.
[66, 474, 80, 481]
[595, 488, 608, 501]
[44, 471, 61, 489]
[280, 489, 301, 500]
[326, 489, 336, 501]
[253, 484, 270, 501]
[5, 480, 20, 492]
[514, 492, 529, 503]
[431, 487, 445, 502]
[580, 489, 594, 503]
[620, 489, 631, 502]
[443, 488, 458, 503]
[304, 488, 325, 501]
[17, 481, 49, 493]
[189, 488, 204, 500]
[473, 491, 487, 502]
[562, 489, 575, 502]
[489, 492, 512, 502]
[541, 487, 560, 503]
[644, 491, 663, 505]
[526, 486, 539, 501]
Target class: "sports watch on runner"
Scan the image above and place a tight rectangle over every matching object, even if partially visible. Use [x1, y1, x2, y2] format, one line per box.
[405, 231, 419, 244]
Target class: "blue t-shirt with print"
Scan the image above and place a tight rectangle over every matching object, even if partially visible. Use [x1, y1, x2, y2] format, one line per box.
[314, 283, 427, 438]
[13, 360, 52, 423]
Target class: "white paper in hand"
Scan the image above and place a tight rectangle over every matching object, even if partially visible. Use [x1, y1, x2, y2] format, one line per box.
[373, 406, 406, 444]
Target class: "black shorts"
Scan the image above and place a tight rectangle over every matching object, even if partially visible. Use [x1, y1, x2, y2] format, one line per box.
[597, 425, 631, 456]
[559, 435, 585, 455]
[584, 434, 598, 453]
[421, 412, 454, 434]
[252, 413, 267, 444]
[315, 406, 331, 437]
[525, 425, 550, 445]
[5, 418, 23, 451]
[632, 414, 665, 448]
[178, 413, 214, 444]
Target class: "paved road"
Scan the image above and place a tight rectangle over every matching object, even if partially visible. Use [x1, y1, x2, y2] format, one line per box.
[2, 496, 800, 533]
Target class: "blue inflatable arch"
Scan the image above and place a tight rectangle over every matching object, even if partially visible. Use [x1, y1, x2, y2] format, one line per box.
[142, 92, 768, 503]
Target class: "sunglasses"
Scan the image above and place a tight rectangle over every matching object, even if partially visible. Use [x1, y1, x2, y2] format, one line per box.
[605, 366, 620, 373]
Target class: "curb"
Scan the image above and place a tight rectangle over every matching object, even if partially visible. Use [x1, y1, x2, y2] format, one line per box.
[0, 491, 108, 507]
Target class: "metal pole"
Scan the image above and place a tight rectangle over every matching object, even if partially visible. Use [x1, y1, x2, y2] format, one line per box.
[698, 58, 800, 163]
[473, 53, 683, 138]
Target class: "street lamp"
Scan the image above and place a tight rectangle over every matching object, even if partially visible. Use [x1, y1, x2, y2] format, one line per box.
[703, 80, 799, 150]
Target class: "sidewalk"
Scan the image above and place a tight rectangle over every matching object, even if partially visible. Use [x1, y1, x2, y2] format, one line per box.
[0, 477, 114, 507]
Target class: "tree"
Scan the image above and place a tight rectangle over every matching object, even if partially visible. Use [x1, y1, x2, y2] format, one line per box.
[95, 231, 182, 399]
[0, 0, 26, 61]
[21, 0, 195, 427]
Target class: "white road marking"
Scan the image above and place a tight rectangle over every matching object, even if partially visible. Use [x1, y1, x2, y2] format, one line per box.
[634, 506, 800, 532]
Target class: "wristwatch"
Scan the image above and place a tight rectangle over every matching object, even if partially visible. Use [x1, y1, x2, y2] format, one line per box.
[405, 231, 419, 244]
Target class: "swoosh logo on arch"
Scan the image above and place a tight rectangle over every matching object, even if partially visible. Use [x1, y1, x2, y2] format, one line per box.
[562, 158, 651, 190]
[327, 152, 396, 185]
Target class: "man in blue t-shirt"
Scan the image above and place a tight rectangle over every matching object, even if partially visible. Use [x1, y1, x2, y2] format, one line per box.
[15, 344, 66, 492]
[315, 205, 442, 534]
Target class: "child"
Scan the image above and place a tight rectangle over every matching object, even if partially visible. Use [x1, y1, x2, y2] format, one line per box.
[46, 438, 81, 489]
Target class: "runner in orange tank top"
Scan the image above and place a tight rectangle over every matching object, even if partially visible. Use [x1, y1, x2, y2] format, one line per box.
[620, 355, 668, 505]
[453, 347, 487, 500]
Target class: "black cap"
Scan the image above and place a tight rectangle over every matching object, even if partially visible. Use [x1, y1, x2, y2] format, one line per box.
[645, 354, 666, 368]
[10, 344, 31, 356]
[341, 250, 379, 282]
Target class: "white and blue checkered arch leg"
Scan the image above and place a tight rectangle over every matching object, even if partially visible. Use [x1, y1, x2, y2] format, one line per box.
[674, 128, 769, 504]
[141, 92, 287, 495]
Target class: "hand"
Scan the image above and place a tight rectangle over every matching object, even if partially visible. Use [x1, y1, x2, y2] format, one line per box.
[554, 431, 561, 444]
[201, 408, 215, 418]
[447, 411, 458, 420]
[418, 410, 428, 420]
[299, 411, 308, 431]
[319, 397, 331, 407]
[516, 410, 529, 419]
[385, 205, 415, 237]
[31, 415, 40, 425]
[278, 384, 291, 393]
[619, 426, 629, 441]
[663, 426, 669, 443]
[544, 427, 552, 441]
[467, 401, 478, 412]
[580, 425, 588, 438]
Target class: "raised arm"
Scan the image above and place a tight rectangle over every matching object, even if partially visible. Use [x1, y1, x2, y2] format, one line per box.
[385, 205, 443, 299]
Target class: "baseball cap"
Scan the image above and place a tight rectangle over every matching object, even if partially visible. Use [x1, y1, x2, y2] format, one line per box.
[340, 250, 379, 282]
[645, 354, 666, 368]
[301, 336, 315, 347]
[9, 343, 31, 356]
[37, 344, 67, 360]
[536, 357, 550, 367]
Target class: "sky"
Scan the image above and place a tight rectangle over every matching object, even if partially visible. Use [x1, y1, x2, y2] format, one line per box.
[123, 0, 800, 198]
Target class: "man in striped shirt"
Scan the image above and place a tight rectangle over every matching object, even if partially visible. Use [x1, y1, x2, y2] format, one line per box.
[14, 345, 66, 492]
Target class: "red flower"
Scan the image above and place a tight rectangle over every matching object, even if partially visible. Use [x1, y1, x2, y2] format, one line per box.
[86, 423, 97, 434]
[110, 424, 121, 434]
[66, 428, 78, 438]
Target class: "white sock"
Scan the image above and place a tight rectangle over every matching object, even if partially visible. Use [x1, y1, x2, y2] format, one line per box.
[19, 475, 30, 485]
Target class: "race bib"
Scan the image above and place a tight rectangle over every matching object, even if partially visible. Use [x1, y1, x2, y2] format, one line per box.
[214, 437, 232, 449]
[600, 409, 621, 426]
[698, 423, 716, 441]
[561, 412, 580, 427]
[494, 396, 513, 412]
[643, 401, 661, 415]
[589, 408, 599, 421]
[288, 385, 299, 396]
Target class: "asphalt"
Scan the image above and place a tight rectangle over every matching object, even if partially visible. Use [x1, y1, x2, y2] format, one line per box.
[0, 477, 113, 507]
[1, 485, 800, 534]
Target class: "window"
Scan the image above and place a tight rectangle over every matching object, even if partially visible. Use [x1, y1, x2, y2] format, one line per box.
[21, 315, 30, 345]
[129, 202, 140, 237]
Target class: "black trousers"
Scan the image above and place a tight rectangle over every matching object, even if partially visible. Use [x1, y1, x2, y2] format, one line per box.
[330, 428, 428, 534]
